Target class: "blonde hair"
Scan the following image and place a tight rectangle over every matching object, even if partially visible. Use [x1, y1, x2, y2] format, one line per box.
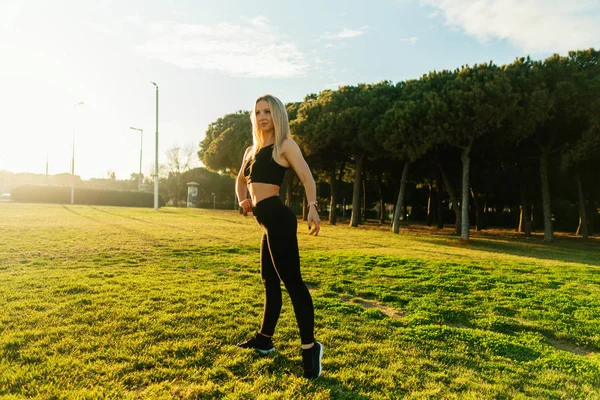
[246, 94, 290, 163]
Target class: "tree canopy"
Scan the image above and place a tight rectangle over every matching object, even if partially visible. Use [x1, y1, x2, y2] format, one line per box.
[199, 48, 600, 241]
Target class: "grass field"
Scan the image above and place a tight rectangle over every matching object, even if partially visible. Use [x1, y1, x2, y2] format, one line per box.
[1, 201, 599, 399]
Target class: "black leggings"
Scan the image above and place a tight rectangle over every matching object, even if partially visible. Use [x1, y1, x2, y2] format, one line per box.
[252, 196, 315, 345]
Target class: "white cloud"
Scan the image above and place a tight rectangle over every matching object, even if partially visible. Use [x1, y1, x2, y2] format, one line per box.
[421, 0, 600, 53]
[247, 15, 269, 30]
[399, 36, 419, 45]
[135, 17, 310, 78]
[321, 26, 370, 40]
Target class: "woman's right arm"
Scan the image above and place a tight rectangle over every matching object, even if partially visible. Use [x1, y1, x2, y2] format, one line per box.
[236, 147, 253, 212]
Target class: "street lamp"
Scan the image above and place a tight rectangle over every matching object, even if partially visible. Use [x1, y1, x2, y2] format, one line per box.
[211, 192, 216, 209]
[129, 127, 143, 190]
[151, 81, 159, 211]
[71, 101, 84, 205]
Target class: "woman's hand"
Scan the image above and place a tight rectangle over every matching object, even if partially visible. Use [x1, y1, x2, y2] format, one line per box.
[307, 206, 321, 236]
[239, 199, 253, 214]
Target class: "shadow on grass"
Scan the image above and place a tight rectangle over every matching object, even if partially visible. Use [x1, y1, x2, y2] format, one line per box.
[421, 234, 600, 267]
[88, 206, 239, 245]
[266, 352, 370, 399]
[61, 204, 161, 244]
[311, 377, 371, 400]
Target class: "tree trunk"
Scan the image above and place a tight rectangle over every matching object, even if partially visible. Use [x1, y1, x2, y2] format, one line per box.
[436, 174, 444, 229]
[576, 172, 588, 239]
[302, 190, 308, 221]
[539, 148, 554, 242]
[328, 165, 337, 225]
[338, 161, 346, 220]
[517, 209, 522, 233]
[378, 172, 386, 224]
[460, 146, 471, 241]
[519, 184, 532, 237]
[392, 159, 410, 234]
[350, 154, 365, 227]
[362, 172, 367, 221]
[426, 183, 433, 226]
[389, 183, 397, 228]
[438, 163, 460, 235]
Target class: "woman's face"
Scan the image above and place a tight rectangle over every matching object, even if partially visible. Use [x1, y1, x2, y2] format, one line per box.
[255, 100, 274, 136]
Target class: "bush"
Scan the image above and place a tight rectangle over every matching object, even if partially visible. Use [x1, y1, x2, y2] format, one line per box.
[10, 185, 165, 208]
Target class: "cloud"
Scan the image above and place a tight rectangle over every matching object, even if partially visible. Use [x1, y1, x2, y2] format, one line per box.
[421, 0, 600, 53]
[247, 15, 269, 30]
[321, 26, 369, 40]
[135, 17, 310, 78]
[399, 36, 419, 45]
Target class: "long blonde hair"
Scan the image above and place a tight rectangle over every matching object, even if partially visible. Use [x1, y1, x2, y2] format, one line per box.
[245, 94, 290, 163]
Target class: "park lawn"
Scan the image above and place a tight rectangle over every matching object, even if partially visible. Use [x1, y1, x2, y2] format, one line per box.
[0, 202, 599, 399]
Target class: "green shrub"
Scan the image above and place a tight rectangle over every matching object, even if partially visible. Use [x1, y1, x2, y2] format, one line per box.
[10, 185, 165, 208]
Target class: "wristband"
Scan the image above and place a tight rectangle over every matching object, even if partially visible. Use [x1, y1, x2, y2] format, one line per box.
[308, 201, 319, 210]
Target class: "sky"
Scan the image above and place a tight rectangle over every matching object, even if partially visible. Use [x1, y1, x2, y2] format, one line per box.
[1, 0, 599, 181]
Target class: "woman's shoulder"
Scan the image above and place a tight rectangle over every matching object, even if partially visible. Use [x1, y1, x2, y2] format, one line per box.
[280, 138, 300, 152]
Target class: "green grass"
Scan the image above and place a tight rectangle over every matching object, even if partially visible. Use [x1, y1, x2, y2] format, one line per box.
[1, 202, 599, 399]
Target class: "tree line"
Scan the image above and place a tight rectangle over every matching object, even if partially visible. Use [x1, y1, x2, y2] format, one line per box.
[199, 49, 600, 242]
[2, 162, 236, 210]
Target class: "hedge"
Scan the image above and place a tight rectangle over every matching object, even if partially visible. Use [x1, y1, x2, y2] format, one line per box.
[10, 185, 165, 208]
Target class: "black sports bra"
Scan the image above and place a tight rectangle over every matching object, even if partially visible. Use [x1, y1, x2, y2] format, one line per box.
[243, 144, 288, 186]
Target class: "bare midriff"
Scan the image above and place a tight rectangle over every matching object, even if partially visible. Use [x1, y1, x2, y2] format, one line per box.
[249, 183, 280, 206]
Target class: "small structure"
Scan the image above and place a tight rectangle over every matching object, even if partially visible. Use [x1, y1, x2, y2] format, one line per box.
[186, 182, 200, 208]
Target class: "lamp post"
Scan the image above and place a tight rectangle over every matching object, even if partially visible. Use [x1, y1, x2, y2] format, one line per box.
[71, 101, 84, 205]
[211, 192, 216, 209]
[151, 81, 159, 210]
[129, 127, 143, 190]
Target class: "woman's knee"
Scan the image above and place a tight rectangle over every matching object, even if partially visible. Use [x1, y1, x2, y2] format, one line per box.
[262, 277, 281, 289]
[283, 279, 309, 297]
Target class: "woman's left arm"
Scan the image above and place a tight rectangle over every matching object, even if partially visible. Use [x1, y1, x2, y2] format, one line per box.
[281, 139, 320, 236]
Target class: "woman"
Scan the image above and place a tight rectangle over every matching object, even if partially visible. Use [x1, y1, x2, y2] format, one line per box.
[235, 94, 323, 379]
